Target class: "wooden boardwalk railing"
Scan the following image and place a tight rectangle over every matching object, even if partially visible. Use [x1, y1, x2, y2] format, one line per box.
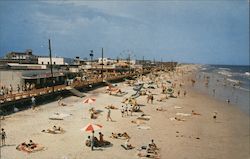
[0, 72, 142, 105]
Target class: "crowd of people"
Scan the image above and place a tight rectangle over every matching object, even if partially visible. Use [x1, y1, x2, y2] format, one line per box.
[0, 83, 36, 97]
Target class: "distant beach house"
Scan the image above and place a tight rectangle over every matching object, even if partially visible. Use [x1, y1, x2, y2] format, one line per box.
[38, 57, 64, 65]
[3, 49, 38, 64]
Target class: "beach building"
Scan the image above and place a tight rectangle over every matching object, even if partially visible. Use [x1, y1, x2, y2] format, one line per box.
[0, 69, 66, 90]
[5, 49, 36, 60]
[98, 58, 116, 65]
[38, 57, 64, 65]
[1, 49, 38, 64]
[5, 63, 47, 70]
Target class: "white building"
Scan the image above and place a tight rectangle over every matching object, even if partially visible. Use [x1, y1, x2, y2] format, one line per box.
[38, 57, 64, 65]
[118, 59, 136, 65]
[98, 58, 116, 65]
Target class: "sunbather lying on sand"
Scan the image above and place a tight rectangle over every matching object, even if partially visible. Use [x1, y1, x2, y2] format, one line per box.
[191, 110, 201, 115]
[156, 108, 167, 112]
[156, 95, 168, 102]
[131, 120, 146, 125]
[105, 104, 118, 109]
[121, 139, 134, 150]
[42, 126, 64, 134]
[137, 152, 160, 159]
[174, 117, 186, 121]
[110, 132, 130, 139]
[137, 114, 151, 120]
[16, 140, 44, 153]
[58, 97, 67, 106]
[169, 94, 177, 98]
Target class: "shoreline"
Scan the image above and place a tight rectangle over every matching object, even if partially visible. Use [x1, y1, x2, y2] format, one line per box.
[1, 65, 249, 159]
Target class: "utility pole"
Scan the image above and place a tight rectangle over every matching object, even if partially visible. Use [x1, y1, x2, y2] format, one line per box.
[161, 58, 163, 69]
[101, 48, 104, 81]
[49, 39, 54, 92]
[142, 56, 144, 74]
[128, 54, 131, 74]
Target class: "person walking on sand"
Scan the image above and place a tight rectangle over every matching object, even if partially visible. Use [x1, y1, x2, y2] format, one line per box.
[213, 111, 217, 122]
[107, 108, 113, 121]
[31, 96, 36, 109]
[177, 90, 180, 97]
[17, 84, 20, 93]
[121, 106, 125, 117]
[212, 89, 215, 96]
[91, 131, 95, 150]
[1, 128, 6, 146]
[183, 90, 187, 97]
[125, 104, 128, 116]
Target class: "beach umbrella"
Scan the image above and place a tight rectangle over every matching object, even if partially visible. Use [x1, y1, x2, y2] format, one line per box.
[166, 88, 174, 94]
[83, 98, 96, 104]
[81, 123, 102, 132]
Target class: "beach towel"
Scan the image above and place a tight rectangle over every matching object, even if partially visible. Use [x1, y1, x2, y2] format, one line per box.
[137, 115, 151, 121]
[169, 117, 175, 121]
[137, 125, 151, 130]
[49, 113, 72, 120]
[131, 120, 146, 125]
[16, 144, 45, 153]
[176, 113, 191, 117]
[174, 106, 182, 109]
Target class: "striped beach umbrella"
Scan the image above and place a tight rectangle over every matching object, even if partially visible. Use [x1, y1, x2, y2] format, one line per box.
[81, 123, 102, 132]
[83, 98, 96, 104]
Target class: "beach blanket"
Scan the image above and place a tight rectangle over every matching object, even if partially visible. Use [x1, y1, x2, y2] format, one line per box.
[49, 113, 72, 120]
[174, 106, 182, 109]
[16, 144, 45, 153]
[137, 125, 151, 130]
[137, 115, 151, 121]
[176, 113, 191, 117]
[131, 120, 146, 125]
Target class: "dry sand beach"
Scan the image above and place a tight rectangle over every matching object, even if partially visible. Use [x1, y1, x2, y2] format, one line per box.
[1, 65, 249, 159]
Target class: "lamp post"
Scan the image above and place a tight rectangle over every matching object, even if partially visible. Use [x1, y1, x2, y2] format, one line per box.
[90, 50, 94, 66]
[101, 48, 104, 81]
[89, 50, 94, 77]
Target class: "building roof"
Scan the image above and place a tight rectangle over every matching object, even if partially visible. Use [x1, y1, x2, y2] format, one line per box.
[22, 72, 64, 79]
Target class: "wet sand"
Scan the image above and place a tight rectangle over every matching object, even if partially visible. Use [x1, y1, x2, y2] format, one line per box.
[1, 66, 249, 159]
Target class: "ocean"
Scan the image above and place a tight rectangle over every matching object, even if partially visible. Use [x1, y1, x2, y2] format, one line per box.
[194, 65, 250, 115]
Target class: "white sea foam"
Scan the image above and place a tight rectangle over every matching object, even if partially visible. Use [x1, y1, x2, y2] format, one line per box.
[218, 67, 231, 71]
[237, 86, 250, 92]
[218, 71, 232, 77]
[227, 78, 241, 85]
[245, 72, 250, 76]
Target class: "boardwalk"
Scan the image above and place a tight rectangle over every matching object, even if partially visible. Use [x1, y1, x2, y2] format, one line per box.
[0, 72, 145, 106]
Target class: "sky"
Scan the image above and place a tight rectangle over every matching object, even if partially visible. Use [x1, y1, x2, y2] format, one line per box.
[0, 0, 249, 65]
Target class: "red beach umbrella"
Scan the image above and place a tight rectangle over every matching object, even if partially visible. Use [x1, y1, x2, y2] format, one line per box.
[81, 123, 102, 132]
[83, 98, 96, 104]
